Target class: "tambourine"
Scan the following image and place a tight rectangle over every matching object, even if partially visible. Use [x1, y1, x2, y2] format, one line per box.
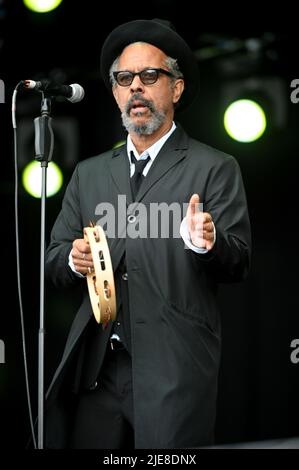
[83, 225, 116, 326]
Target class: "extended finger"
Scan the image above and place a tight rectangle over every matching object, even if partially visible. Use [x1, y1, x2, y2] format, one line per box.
[187, 194, 201, 231]
[189, 193, 200, 216]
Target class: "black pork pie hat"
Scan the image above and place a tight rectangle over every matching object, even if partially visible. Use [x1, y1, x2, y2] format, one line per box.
[100, 18, 200, 111]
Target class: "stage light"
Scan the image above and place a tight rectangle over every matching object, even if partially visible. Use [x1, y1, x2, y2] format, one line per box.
[23, 0, 63, 13]
[224, 99, 267, 143]
[22, 161, 63, 198]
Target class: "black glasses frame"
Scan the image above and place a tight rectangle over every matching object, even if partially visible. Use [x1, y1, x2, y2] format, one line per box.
[113, 68, 173, 86]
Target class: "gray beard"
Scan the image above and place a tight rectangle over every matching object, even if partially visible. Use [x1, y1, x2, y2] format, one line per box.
[121, 110, 166, 135]
[121, 93, 167, 136]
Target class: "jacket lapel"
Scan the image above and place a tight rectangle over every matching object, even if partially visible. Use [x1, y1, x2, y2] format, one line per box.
[136, 125, 189, 202]
[108, 145, 133, 206]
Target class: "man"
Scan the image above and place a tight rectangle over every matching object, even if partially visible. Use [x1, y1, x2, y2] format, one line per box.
[45, 19, 251, 449]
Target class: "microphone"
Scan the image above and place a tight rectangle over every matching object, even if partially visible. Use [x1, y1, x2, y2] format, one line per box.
[23, 79, 85, 103]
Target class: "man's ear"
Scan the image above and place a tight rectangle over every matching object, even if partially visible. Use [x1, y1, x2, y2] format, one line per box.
[173, 79, 184, 105]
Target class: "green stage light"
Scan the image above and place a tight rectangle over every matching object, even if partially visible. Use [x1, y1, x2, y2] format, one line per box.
[224, 99, 267, 143]
[23, 0, 63, 13]
[22, 161, 63, 198]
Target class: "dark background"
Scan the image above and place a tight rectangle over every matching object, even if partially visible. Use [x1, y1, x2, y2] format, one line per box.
[0, 0, 299, 449]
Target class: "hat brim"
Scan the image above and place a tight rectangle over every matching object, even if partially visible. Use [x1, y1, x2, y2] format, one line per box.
[100, 19, 199, 111]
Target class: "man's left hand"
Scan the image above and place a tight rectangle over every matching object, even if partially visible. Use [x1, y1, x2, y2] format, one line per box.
[186, 193, 215, 251]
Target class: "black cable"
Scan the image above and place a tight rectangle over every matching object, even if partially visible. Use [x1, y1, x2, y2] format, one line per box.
[12, 83, 37, 449]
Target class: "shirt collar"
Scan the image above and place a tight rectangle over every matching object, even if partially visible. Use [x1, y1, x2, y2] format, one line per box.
[127, 122, 176, 162]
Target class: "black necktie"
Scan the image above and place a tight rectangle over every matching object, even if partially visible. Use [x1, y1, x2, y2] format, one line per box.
[130, 151, 150, 200]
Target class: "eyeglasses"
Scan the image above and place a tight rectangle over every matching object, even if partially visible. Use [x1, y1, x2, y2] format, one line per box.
[113, 68, 173, 87]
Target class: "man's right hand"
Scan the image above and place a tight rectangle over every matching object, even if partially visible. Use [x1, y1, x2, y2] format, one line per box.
[71, 238, 94, 275]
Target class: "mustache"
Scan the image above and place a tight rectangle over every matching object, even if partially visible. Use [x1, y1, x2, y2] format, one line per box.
[125, 93, 155, 115]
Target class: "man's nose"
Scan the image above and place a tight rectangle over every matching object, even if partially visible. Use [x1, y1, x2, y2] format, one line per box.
[130, 75, 144, 93]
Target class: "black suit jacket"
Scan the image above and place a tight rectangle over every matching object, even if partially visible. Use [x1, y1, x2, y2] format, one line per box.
[45, 124, 251, 448]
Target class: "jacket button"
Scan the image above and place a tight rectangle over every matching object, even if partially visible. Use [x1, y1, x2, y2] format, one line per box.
[122, 272, 128, 281]
[127, 215, 136, 223]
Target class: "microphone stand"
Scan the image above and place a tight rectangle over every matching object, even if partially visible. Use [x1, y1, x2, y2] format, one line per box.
[34, 92, 54, 449]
